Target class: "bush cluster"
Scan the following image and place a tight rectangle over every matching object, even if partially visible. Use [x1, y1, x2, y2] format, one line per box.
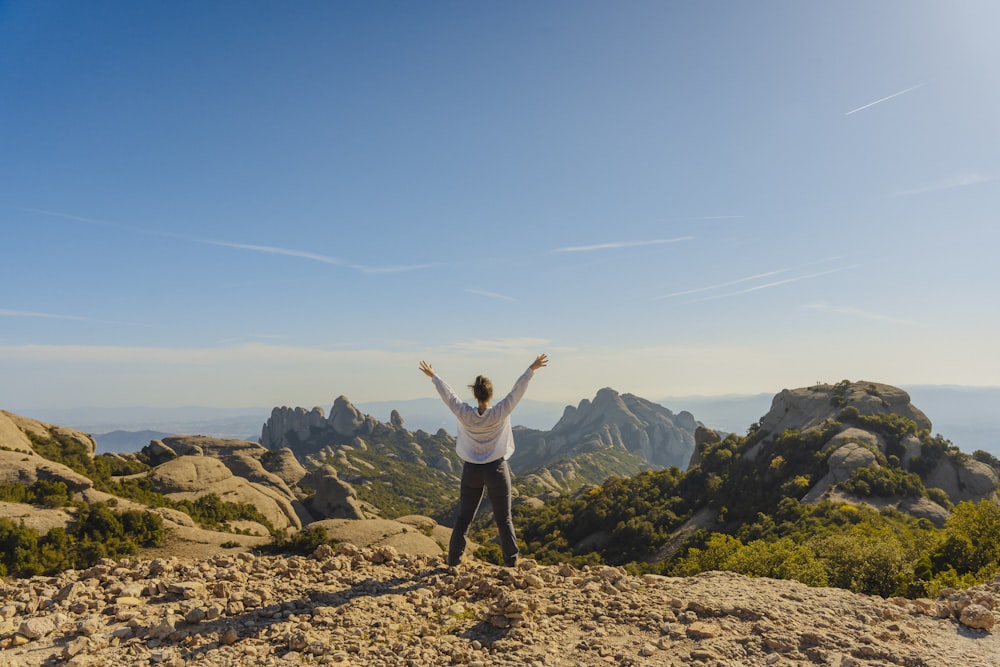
[0, 502, 165, 577]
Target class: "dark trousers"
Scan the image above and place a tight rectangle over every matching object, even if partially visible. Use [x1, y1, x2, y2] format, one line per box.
[448, 458, 518, 567]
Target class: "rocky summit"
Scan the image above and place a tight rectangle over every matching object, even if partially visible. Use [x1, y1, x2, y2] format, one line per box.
[1, 545, 997, 667]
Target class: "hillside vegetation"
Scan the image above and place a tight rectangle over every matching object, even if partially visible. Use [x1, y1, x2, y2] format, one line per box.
[481, 381, 1000, 598]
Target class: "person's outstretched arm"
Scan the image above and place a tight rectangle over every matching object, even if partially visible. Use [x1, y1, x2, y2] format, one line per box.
[420, 360, 470, 418]
[491, 353, 548, 417]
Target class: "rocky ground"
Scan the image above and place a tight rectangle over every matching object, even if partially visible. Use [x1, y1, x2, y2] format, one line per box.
[0, 544, 997, 667]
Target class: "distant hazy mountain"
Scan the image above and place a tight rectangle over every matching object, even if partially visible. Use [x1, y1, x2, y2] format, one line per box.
[93, 429, 173, 453]
[902, 386, 1000, 456]
[14, 384, 998, 458]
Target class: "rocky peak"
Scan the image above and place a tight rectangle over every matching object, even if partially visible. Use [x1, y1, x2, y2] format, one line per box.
[513, 388, 699, 481]
[759, 380, 931, 439]
[329, 396, 365, 435]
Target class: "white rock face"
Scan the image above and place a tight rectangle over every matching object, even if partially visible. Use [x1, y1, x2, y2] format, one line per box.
[827, 442, 880, 483]
[924, 457, 1000, 504]
[758, 382, 931, 439]
[514, 388, 697, 474]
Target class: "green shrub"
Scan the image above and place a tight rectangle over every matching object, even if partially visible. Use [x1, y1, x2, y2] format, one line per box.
[0, 503, 165, 577]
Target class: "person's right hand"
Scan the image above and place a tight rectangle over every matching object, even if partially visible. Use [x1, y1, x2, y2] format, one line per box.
[530, 353, 548, 371]
[418, 360, 434, 378]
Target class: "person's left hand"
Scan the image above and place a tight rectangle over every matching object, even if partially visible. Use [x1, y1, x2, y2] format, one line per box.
[418, 360, 434, 377]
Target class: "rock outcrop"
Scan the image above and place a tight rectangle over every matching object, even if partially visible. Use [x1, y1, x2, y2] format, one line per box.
[149, 455, 305, 532]
[0, 547, 997, 667]
[758, 381, 931, 439]
[511, 388, 698, 490]
[299, 466, 365, 520]
[741, 380, 999, 523]
[260, 398, 383, 454]
[0, 412, 96, 494]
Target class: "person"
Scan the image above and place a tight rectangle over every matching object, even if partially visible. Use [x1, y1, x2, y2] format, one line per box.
[419, 353, 548, 567]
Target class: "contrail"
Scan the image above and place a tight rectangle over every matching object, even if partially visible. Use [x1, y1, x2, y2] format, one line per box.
[202, 240, 346, 266]
[24, 208, 439, 275]
[654, 269, 790, 300]
[554, 237, 693, 253]
[845, 83, 926, 116]
[685, 266, 858, 303]
[0, 308, 90, 321]
[465, 289, 516, 302]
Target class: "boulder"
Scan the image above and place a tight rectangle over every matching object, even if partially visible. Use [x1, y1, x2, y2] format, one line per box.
[827, 442, 879, 483]
[142, 440, 178, 466]
[823, 427, 883, 454]
[923, 457, 1000, 504]
[301, 466, 365, 520]
[262, 448, 307, 486]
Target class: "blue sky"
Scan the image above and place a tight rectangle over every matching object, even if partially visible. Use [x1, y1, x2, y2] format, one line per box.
[2, 1, 999, 411]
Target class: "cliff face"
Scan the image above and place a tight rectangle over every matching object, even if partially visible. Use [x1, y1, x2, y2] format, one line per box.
[260, 397, 383, 454]
[511, 388, 698, 491]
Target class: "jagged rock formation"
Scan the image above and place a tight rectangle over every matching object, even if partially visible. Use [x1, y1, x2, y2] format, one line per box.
[260, 397, 385, 455]
[261, 390, 699, 503]
[1, 547, 997, 666]
[512, 388, 698, 491]
[259, 397, 465, 521]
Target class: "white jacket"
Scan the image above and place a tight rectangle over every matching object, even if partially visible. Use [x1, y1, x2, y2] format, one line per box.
[431, 367, 534, 463]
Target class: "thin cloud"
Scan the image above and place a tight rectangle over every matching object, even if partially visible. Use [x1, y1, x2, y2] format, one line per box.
[674, 215, 745, 222]
[358, 262, 443, 275]
[204, 240, 345, 265]
[655, 269, 791, 300]
[24, 208, 440, 275]
[553, 237, 693, 253]
[465, 289, 517, 302]
[685, 266, 857, 303]
[0, 308, 90, 321]
[803, 303, 917, 326]
[845, 82, 926, 116]
[449, 337, 551, 354]
[894, 172, 999, 196]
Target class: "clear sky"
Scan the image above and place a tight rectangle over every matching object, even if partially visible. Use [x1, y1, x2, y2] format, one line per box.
[2, 1, 999, 411]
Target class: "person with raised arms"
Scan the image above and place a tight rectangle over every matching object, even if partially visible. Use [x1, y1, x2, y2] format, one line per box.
[419, 353, 548, 567]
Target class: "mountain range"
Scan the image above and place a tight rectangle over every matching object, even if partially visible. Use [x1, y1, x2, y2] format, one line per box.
[15, 384, 998, 457]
